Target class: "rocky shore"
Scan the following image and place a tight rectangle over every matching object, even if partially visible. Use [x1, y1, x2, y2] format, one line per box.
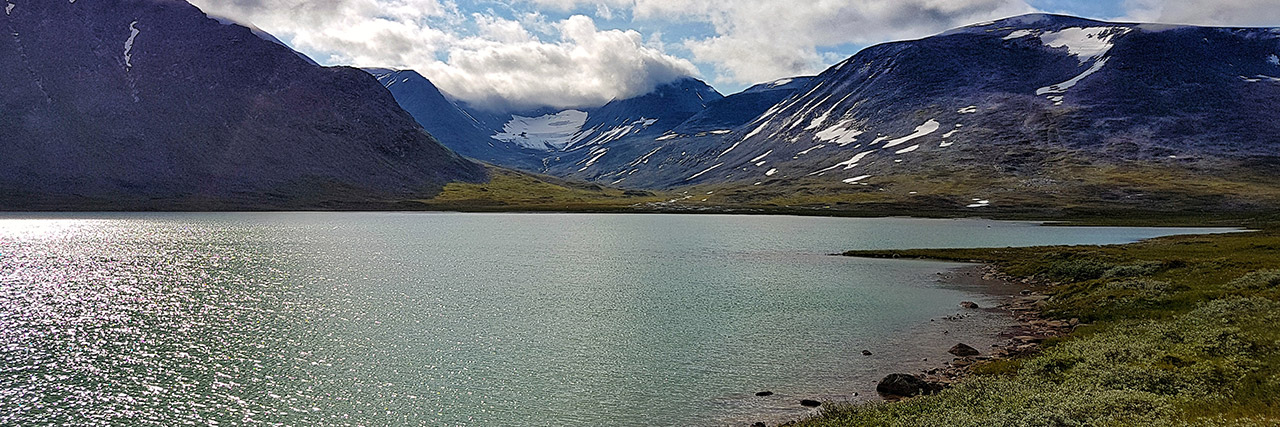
[745, 263, 1065, 427]
[875, 264, 1084, 398]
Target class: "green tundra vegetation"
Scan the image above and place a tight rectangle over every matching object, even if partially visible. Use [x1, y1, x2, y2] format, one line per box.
[418, 161, 1280, 225]
[416, 167, 667, 211]
[794, 226, 1280, 426]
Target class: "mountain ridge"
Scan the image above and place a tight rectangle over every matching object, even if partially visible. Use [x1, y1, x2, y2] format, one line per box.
[0, 0, 486, 210]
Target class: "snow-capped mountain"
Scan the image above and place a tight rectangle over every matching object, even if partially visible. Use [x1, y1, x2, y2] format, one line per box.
[374, 71, 813, 187]
[537, 76, 813, 187]
[0, 0, 484, 209]
[373, 13, 1279, 198]
[665, 14, 1280, 189]
[371, 72, 734, 181]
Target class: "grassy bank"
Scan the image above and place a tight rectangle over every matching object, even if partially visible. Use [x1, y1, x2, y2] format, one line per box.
[411, 163, 1280, 228]
[796, 228, 1280, 426]
[414, 167, 669, 212]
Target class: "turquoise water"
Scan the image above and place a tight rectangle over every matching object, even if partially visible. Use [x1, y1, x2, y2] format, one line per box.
[0, 213, 1234, 426]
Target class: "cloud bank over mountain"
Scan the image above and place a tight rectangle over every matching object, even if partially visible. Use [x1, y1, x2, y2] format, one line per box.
[192, 0, 698, 111]
[192, 0, 1280, 110]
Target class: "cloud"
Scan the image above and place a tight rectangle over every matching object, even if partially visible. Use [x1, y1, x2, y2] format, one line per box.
[1122, 0, 1280, 27]
[190, 0, 1280, 110]
[189, 0, 698, 111]
[527, 0, 1035, 85]
[428, 15, 699, 111]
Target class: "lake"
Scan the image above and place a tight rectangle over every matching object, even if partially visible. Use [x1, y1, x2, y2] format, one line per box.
[0, 213, 1235, 426]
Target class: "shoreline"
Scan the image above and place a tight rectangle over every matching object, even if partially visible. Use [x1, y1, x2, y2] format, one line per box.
[765, 263, 1076, 427]
[792, 229, 1280, 425]
[908, 264, 1077, 390]
[745, 263, 1051, 427]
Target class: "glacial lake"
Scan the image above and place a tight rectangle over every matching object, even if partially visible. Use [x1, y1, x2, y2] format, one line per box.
[0, 213, 1236, 426]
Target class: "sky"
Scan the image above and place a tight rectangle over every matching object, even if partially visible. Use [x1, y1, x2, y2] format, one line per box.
[189, 0, 1280, 111]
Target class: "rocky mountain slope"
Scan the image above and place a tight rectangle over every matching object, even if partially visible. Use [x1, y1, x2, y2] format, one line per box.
[0, 0, 485, 210]
[381, 13, 1280, 214]
[681, 14, 1280, 193]
[374, 72, 812, 187]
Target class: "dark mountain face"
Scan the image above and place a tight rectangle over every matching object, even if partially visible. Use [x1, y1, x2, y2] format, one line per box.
[673, 77, 815, 134]
[0, 0, 484, 210]
[367, 68, 548, 170]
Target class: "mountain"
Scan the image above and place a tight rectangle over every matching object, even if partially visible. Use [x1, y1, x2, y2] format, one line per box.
[491, 13, 1279, 216]
[375, 71, 819, 187]
[672, 77, 815, 134]
[366, 69, 549, 170]
[0, 0, 485, 210]
[664, 14, 1280, 195]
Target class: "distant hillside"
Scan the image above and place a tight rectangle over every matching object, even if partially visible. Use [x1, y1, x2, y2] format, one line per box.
[0, 0, 485, 210]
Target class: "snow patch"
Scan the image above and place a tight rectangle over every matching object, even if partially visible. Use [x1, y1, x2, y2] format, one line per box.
[942, 128, 960, 138]
[491, 110, 588, 151]
[1004, 29, 1036, 40]
[750, 150, 773, 163]
[569, 118, 657, 149]
[957, 106, 978, 114]
[1039, 27, 1130, 63]
[5, 2, 13, 15]
[1037, 58, 1109, 96]
[895, 144, 921, 154]
[687, 163, 723, 181]
[805, 112, 831, 130]
[796, 145, 825, 156]
[812, 150, 874, 175]
[940, 141, 954, 148]
[882, 120, 941, 149]
[770, 78, 793, 87]
[123, 21, 141, 69]
[740, 120, 771, 142]
[966, 199, 992, 208]
[814, 119, 863, 146]
[578, 148, 608, 172]
[718, 139, 744, 157]
[1270, 54, 1280, 66]
[710, 130, 732, 135]
[655, 133, 680, 141]
[843, 175, 872, 184]
[629, 147, 662, 167]
[1241, 75, 1280, 83]
[765, 168, 778, 177]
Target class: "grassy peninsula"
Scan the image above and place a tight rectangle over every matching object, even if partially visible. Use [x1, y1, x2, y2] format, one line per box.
[794, 227, 1280, 426]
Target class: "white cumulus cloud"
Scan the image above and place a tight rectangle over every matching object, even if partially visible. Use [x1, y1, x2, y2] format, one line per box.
[527, 0, 1035, 85]
[1123, 0, 1280, 27]
[189, 0, 698, 111]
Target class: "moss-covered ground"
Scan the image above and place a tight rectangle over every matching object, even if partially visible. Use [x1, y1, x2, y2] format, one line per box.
[414, 167, 668, 212]
[793, 228, 1280, 426]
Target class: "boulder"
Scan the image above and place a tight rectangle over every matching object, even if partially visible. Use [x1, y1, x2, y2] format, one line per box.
[862, 350, 873, 356]
[799, 399, 822, 408]
[876, 373, 939, 397]
[755, 391, 774, 397]
[960, 301, 980, 309]
[949, 343, 980, 357]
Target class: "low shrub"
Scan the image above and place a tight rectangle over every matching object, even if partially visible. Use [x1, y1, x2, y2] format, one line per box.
[1225, 270, 1280, 291]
